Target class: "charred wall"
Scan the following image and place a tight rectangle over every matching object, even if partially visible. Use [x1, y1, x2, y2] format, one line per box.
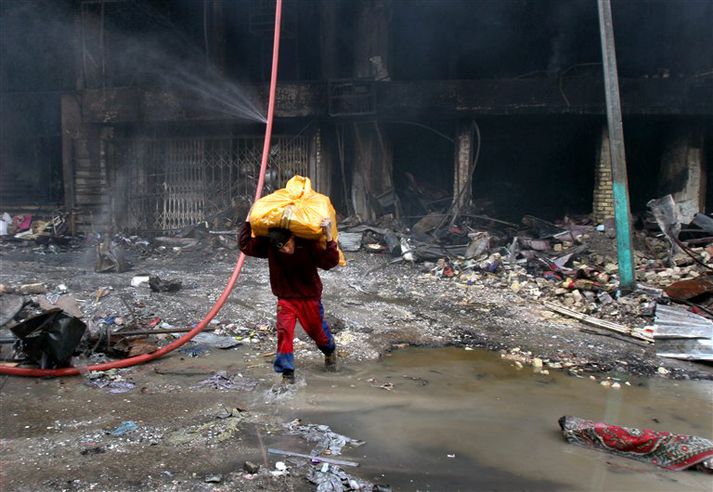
[0, 0, 76, 210]
[2, 0, 713, 232]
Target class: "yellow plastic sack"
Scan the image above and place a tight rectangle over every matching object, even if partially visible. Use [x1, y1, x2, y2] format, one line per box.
[249, 175, 346, 266]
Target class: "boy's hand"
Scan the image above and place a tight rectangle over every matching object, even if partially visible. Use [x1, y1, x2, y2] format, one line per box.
[321, 218, 333, 242]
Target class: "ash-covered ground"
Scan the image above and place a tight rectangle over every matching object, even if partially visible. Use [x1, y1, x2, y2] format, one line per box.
[1, 239, 711, 491]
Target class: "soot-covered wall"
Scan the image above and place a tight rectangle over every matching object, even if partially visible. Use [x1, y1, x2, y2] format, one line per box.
[0, 0, 76, 207]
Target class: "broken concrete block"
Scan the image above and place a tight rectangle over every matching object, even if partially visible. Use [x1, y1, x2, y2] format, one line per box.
[597, 291, 614, 305]
[582, 291, 596, 303]
[131, 276, 150, 287]
[595, 272, 610, 284]
[243, 461, 260, 474]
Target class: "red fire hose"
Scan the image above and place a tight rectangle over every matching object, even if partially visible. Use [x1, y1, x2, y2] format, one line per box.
[0, 0, 283, 377]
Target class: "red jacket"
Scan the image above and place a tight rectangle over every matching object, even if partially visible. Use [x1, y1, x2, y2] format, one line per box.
[239, 222, 339, 299]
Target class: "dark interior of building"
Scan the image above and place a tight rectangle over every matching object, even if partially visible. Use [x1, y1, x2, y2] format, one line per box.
[1, 0, 712, 230]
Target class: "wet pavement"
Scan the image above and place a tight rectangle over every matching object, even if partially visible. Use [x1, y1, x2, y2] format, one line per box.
[2, 244, 713, 490]
[2, 346, 712, 491]
[289, 347, 713, 491]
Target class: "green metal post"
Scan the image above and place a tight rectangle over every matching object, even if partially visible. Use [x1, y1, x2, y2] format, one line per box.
[597, 0, 636, 292]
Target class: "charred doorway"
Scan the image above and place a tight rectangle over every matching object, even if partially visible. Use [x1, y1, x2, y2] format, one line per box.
[108, 135, 311, 233]
[390, 121, 454, 220]
[470, 116, 599, 222]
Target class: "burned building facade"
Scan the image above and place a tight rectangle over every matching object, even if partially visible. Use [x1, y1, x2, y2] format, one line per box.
[1, 0, 712, 234]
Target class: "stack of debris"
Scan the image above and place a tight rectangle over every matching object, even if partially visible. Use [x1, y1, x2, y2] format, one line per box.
[267, 419, 379, 492]
[0, 211, 69, 240]
[337, 194, 713, 361]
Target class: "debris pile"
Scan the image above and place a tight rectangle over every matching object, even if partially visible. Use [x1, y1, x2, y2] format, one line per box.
[267, 419, 377, 492]
[338, 195, 713, 360]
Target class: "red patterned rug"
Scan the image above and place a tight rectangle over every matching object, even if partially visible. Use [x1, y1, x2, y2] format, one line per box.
[559, 416, 713, 472]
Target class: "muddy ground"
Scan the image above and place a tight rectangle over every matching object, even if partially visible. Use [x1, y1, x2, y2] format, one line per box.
[1, 240, 712, 491]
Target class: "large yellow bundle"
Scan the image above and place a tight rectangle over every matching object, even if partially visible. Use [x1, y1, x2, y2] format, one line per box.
[249, 175, 346, 265]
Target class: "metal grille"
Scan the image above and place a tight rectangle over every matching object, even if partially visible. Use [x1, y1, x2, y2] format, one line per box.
[108, 136, 310, 232]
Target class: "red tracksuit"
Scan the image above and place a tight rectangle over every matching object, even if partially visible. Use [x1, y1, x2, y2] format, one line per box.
[239, 222, 339, 373]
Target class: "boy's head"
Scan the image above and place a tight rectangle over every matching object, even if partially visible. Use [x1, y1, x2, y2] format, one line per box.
[269, 228, 295, 254]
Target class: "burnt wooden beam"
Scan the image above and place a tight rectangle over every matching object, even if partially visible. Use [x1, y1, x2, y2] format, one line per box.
[80, 83, 325, 124]
[78, 77, 713, 124]
[377, 78, 713, 117]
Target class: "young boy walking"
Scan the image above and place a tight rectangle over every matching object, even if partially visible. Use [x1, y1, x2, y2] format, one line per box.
[239, 218, 339, 383]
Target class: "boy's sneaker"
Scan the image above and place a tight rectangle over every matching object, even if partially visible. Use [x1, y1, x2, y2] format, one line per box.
[324, 351, 337, 371]
[282, 370, 295, 384]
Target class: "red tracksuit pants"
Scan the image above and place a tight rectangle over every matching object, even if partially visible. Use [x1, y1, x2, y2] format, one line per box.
[274, 298, 335, 373]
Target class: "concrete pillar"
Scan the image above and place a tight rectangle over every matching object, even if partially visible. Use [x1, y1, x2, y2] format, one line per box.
[310, 127, 332, 197]
[452, 121, 474, 209]
[348, 0, 393, 220]
[351, 122, 393, 221]
[593, 126, 615, 223]
[61, 95, 81, 233]
[658, 126, 705, 223]
[61, 94, 111, 234]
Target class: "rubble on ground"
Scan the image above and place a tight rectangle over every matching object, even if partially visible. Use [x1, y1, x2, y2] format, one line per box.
[338, 199, 713, 362]
[2, 200, 713, 377]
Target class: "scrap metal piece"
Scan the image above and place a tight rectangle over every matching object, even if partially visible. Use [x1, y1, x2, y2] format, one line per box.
[10, 309, 87, 368]
[338, 232, 363, 252]
[663, 277, 713, 301]
[656, 339, 713, 362]
[653, 304, 713, 339]
[267, 448, 359, 467]
[692, 213, 713, 235]
[653, 304, 713, 361]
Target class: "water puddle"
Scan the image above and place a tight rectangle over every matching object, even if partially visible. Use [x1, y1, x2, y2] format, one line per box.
[2, 346, 711, 491]
[286, 347, 713, 491]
